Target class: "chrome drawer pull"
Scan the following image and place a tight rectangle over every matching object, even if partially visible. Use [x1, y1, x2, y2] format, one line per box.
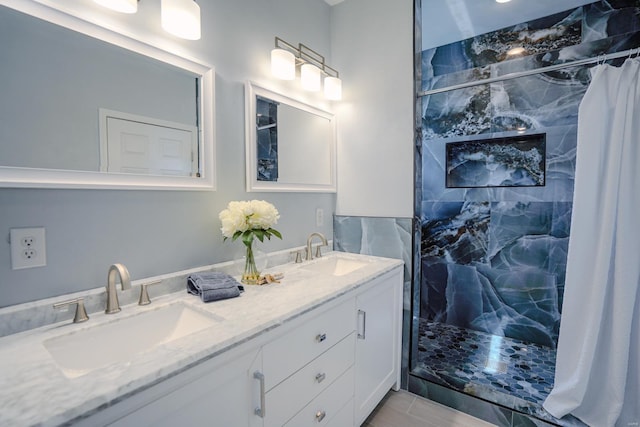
[253, 371, 266, 418]
[357, 309, 367, 339]
[316, 333, 327, 343]
[315, 410, 326, 422]
[315, 372, 326, 383]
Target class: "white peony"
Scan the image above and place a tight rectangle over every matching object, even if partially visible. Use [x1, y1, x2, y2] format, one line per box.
[247, 200, 280, 230]
[219, 200, 281, 241]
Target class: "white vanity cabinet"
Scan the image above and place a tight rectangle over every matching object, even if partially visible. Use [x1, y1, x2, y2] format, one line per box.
[260, 298, 357, 427]
[354, 267, 403, 425]
[74, 263, 403, 427]
[77, 345, 263, 427]
[258, 266, 403, 427]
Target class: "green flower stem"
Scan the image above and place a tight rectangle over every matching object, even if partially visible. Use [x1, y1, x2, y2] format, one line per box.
[242, 240, 260, 285]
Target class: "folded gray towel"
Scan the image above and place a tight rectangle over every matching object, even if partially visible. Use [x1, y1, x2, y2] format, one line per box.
[187, 272, 244, 303]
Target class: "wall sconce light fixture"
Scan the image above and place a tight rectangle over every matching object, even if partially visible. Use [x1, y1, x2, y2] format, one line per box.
[93, 0, 138, 14]
[161, 0, 201, 40]
[271, 37, 342, 100]
[93, 0, 201, 41]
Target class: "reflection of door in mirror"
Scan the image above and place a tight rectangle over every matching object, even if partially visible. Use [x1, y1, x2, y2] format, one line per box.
[0, 5, 199, 177]
[256, 97, 279, 181]
[100, 110, 198, 176]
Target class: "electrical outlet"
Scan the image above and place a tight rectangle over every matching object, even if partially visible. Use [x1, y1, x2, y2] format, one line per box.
[10, 227, 46, 270]
[316, 208, 324, 227]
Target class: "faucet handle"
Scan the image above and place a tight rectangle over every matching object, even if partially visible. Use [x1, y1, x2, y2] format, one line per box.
[53, 297, 89, 324]
[138, 280, 161, 306]
[290, 250, 303, 263]
[314, 244, 326, 258]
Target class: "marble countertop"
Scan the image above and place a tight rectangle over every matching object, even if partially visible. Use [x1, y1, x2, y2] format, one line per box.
[0, 252, 403, 427]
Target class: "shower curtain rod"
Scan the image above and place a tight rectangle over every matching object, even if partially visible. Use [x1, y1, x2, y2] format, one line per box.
[418, 47, 640, 97]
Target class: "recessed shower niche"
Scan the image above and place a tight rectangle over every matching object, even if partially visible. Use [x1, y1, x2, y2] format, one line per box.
[445, 133, 546, 189]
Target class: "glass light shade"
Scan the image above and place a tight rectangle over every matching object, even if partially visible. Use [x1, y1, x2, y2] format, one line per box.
[161, 0, 201, 41]
[301, 64, 321, 92]
[324, 76, 342, 100]
[271, 49, 296, 80]
[93, 0, 137, 14]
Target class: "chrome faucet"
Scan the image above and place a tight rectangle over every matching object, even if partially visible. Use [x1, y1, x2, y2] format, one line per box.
[306, 232, 328, 261]
[105, 263, 131, 314]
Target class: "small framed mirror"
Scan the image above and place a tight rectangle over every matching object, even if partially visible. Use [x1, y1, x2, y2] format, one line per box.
[245, 82, 336, 192]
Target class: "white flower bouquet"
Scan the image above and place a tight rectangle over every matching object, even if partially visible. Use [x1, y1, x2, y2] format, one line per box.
[219, 200, 282, 284]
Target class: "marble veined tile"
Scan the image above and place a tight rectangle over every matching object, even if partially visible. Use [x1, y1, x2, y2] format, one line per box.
[421, 201, 490, 266]
[424, 7, 583, 78]
[334, 216, 413, 311]
[584, 0, 640, 42]
[422, 83, 492, 139]
[490, 65, 589, 130]
[420, 201, 568, 346]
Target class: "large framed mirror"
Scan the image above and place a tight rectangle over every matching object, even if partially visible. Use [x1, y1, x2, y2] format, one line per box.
[245, 82, 336, 192]
[0, 1, 215, 190]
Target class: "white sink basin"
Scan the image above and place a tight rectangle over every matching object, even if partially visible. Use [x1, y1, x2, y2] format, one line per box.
[301, 255, 370, 277]
[43, 303, 220, 378]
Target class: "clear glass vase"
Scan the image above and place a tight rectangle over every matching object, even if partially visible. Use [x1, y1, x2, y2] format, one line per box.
[241, 240, 261, 285]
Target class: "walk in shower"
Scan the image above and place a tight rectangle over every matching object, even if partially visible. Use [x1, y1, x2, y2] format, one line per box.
[410, 1, 640, 426]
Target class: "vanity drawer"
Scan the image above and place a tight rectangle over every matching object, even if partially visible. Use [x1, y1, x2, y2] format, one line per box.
[283, 367, 354, 427]
[326, 398, 354, 427]
[263, 297, 355, 390]
[265, 333, 355, 427]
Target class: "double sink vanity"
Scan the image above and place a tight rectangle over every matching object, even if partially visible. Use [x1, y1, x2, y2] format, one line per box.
[0, 252, 403, 427]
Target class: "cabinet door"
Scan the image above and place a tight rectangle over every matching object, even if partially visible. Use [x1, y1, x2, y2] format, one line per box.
[354, 269, 403, 425]
[105, 348, 263, 427]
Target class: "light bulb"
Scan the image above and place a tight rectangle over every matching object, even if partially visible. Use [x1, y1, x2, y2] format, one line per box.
[324, 76, 342, 100]
[301, 64, 321, 91]
[271, 49, 295, 80]
[93, 0, 137, 14]
[161, 0, 201, 41]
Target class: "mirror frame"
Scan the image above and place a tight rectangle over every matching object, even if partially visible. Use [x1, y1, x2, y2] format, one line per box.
[0, 0, 215, 190]
[245, 81, 337, 193]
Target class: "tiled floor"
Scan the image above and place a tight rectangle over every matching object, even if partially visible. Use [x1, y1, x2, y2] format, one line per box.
[363, 390, 497, 427]
[413, 320, 556, 409]
[410, 321, 588, 426]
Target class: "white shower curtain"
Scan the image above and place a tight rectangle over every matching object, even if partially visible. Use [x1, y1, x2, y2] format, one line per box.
[543, 58, 640, 426]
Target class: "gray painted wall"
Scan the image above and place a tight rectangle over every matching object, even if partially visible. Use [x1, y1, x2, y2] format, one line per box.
[0, 0, 335, 307]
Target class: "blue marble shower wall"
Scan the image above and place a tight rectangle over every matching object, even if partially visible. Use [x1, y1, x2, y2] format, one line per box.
[419, 0, 640, 348]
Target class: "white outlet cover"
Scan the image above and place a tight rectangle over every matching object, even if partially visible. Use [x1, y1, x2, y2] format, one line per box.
[10, 227, 47, 270]
[316, 208, 324, 227]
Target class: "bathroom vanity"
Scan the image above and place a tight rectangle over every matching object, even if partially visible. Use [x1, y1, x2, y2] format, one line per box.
[0, 252, 403, 426]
